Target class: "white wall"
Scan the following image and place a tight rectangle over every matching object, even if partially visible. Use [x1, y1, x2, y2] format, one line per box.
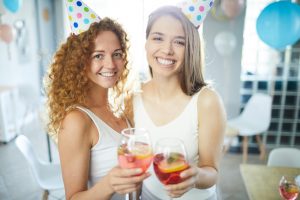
[0, 0, 246, 120]
[0, 0, 40, 103]
[203, 11, 246, 119]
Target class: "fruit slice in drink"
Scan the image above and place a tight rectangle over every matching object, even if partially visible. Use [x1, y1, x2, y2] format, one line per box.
[118, 142, 153, 172]
[279, 182, 299, 200]
[153, 152, 189, 185]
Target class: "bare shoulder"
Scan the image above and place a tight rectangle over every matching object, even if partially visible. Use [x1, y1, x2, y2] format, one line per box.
[197, 87, 224, 109]
[59, 109, 93, 143]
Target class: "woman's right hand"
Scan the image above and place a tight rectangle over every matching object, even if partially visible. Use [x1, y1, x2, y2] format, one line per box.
[106, 166, 151, 195]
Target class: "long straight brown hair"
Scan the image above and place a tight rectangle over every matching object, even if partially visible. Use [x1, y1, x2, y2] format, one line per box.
[146, 6, 207, 96]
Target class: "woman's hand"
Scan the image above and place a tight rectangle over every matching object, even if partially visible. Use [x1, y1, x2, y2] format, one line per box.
[106, 166, 151, 195]
[164, 166, 198, 198]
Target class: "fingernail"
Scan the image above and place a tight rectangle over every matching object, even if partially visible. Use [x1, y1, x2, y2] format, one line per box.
[136, 168, 142, 173]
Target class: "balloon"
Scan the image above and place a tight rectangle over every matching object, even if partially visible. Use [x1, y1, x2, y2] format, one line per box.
[256, 1, 300, 50]
[3, 0, 22, 13]
[214, 31, 237, 57]
[0, 24, 13, 44]
[0, 2, 6, 15]
[221, 0, 244, 19]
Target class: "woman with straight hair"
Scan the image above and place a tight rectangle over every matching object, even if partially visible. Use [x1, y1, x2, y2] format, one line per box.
[133, 5, 226, 200]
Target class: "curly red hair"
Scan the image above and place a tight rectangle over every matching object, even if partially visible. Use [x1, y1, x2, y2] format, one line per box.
[44, 18, 132, 136]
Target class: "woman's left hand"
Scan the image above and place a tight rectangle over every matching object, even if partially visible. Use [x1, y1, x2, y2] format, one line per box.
[164, 166, 199, 198]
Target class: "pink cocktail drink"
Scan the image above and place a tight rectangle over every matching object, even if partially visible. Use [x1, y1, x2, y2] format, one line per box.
[279, 182, 299, 200]
[118, 142, 153, 173]
[153, 152, 189, 185]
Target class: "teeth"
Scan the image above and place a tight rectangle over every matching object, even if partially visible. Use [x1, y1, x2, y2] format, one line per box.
[157, 58, 175, 65]
[99, 72, 115, 77]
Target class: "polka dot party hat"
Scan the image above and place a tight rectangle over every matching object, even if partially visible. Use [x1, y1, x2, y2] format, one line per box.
[65, 0, 101, 35]
[178, 0, 214, 28]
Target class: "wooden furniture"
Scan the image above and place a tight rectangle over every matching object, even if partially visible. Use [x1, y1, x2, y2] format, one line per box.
[228, 94, 272, 163]
[240, 164, 300, 200]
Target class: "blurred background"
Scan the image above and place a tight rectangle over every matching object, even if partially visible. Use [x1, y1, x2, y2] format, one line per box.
[0, 0, 300, 199]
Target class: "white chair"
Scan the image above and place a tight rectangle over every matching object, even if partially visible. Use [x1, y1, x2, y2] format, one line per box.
[15, 135, 64, 200]
[227, 93, 272, 163]
[267, 147, 300, 168]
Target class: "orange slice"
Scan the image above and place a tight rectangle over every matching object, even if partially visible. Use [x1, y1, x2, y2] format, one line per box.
[132, 144, 152, 159]
[287, 184, 300, 194]
[158, 160, 189, 173]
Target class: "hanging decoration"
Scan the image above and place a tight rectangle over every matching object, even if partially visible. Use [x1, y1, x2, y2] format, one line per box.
[221, 0, 244, 20]
[0, 2, 6, 15]
[214, 31, 237, 57]
[256, 1, 300, 50]
[0, 23, 13, 59]
[211, 0, 229, 21]
[0, 23, 13, 44]
[3, 0, 22, 13]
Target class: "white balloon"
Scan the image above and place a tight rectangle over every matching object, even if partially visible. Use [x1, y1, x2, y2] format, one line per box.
[214, 31, 237, 57]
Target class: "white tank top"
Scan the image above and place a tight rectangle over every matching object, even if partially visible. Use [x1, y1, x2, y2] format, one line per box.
[76, 106, 126, 200]
[133, 91, 216, 200]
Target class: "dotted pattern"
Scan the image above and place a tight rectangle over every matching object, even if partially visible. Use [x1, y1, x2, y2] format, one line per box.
[65, 0, 101, 35]
[179, 0, 214, 28]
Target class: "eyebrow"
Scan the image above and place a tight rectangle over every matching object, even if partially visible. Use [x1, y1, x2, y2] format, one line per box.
[150, 32, 185, 40]
[92, 49, 123, 54]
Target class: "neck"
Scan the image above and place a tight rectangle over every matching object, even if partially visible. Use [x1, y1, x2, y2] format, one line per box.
[149, 75, 183, 100]
[86, 85, 109, 108]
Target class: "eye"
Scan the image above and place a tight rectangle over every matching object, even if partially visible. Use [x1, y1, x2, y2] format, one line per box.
[93, 54, 104, 60]
[113, 52, 123, 59]
[152, 36, 163, 41]
[174, 39, 185, 46]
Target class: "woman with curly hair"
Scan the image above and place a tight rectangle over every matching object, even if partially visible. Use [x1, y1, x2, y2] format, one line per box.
[44, 17, 148, 200]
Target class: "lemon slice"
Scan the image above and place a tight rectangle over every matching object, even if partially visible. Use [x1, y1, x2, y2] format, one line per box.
[132, 143, 152, 159]
[158, 160, 189, 173]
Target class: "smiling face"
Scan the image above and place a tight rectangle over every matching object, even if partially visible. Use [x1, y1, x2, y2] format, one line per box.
[86, 31, 125, 89]
[145, 15, 185, 78]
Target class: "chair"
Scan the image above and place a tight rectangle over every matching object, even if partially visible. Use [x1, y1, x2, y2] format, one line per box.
[267, 147, 300, 168]
[227, 93, 272, 163]
[15, 135, 64, 200]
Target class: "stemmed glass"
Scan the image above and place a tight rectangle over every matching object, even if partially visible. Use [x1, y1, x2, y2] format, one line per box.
[118, 128, 153, 200]
[278, 176, 300, 200]
[153, 137, 190, 199]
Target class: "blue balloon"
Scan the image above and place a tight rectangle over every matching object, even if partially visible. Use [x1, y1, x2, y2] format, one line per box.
[256, 1, 300, 50]
[3, 0, 22, 13]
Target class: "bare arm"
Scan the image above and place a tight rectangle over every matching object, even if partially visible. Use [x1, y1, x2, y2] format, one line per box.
[165, 88, 226, 198]
[58, 110, 150, 200]
[195, 88, 226, 188]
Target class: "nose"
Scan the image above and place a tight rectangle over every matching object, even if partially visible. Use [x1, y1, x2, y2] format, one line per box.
[103, 55, 116, 69]
[161, 41, 174, 55]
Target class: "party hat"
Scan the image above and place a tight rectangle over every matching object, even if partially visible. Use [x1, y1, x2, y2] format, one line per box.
[65, 0, 101, 35]
[178, 0, 214, 28]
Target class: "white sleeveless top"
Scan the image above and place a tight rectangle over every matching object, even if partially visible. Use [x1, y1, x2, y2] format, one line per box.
[133, 91, 216, 200]
[76, 106, 126, 200]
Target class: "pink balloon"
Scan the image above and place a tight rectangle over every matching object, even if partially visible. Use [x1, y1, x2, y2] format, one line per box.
[0, 24, 14, 44]
[221, 0, 244, 19]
